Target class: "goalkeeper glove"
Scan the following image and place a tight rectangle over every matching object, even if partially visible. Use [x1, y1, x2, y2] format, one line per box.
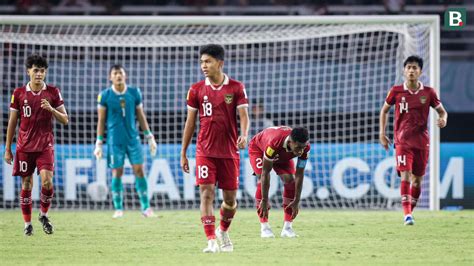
[145, 131, 157, 157]
[94, 137, 103, 160]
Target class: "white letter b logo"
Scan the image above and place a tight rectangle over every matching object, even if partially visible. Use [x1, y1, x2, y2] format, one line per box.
[449, 11, 463, 26]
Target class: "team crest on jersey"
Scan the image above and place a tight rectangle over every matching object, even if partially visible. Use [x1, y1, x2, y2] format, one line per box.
[224, 94, 233, 104]
[23, 99, 28, 105]
[420, 96, 427, 104]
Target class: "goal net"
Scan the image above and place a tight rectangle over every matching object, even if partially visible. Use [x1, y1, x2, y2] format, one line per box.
[0, 16, 440, 211]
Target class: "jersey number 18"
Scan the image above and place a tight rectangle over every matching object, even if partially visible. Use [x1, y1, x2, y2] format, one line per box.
[202, 103, 212, 116]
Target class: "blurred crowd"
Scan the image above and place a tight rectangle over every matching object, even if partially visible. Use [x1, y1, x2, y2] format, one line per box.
[1, 0, 466, 15]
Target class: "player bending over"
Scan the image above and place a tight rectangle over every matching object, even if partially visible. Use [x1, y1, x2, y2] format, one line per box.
[249, 126, 310, 238]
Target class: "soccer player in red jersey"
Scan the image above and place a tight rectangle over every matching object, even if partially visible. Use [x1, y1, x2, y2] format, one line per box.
[248, 126, 310, 238]
[180, 44, 249, 253]
[4, 54, 69, 235]
[379, 55, 447, 225]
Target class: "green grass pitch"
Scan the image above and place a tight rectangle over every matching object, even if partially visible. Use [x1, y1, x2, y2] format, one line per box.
[0, 210, 473, 265]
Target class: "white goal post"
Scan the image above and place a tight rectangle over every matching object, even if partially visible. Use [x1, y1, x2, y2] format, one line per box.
[0, 15, 440, 211]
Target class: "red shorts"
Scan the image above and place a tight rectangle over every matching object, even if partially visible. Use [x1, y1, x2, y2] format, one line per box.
[249, 151, 295, 176]
[13, 149, 55, 177]
[395, 145, 429, 177]
[195, 156, 240, 190]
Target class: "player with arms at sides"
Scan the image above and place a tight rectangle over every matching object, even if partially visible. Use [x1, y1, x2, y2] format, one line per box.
[180, 44, 249, 253]
[249, 126, 310, 238]
[4, 54, 69, 236]
[94, 64, 157, 218]
[379, 55, 447, 225]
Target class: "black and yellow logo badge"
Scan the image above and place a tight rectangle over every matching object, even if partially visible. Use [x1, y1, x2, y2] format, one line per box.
[224, 94, 233, 104]
[420, 96, 427, 104]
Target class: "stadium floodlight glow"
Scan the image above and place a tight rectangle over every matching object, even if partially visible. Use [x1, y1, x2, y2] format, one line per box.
[0, 15, 440, 211]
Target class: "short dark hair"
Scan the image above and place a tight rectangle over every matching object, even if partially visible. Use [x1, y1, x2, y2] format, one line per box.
[199, 44, 225, 61]
[403, 55, 423, 70]
[109, 64, 126, 75]
[291, 127, 309, 144]
[25, 54, 48, 69]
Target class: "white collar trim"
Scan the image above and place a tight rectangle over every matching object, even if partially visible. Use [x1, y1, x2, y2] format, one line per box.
[26, 82, 46, 93]
[205, 74, 229, 91]
[112, 84, 128, 95]
[283, 136, 290, 151]
[403, 81, 424, 95]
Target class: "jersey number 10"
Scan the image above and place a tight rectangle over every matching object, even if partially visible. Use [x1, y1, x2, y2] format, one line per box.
[23, 106, 32, 117]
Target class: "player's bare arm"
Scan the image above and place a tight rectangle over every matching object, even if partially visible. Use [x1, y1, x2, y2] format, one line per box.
[379, 102, 392, 151]
[94, 107, 106, 160]
[180, 108, 198, 173]
[435, 105, 448, 128]
[4, 110, 19, 164]
[136, 105, 152, 133]
[41, 99, 69, 125]
[237, 106, 249, 149]
[286, 165, 305, 219]
[257, 158, 273, 219]
[136, 105, 157, 157]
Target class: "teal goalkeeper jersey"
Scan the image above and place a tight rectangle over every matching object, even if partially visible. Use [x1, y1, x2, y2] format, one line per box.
[97, 85, 142, 145]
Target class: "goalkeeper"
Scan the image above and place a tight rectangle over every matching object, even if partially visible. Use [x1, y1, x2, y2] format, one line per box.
[94, 64, 157, 218]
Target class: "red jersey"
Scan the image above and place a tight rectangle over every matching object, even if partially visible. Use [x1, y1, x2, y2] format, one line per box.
[10, 83, 64, 152]
[187, 74, 248, 159]
[249, 126, 310, 162]
[385, 82, 442, 150]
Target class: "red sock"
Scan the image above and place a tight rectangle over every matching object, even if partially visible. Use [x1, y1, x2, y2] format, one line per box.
[20, 189, 32, 223]
[255, 182, 268, 223]
[411, 185, 421, 211]
[283, 181, 296, 222]
[220, 204, 236, 232]
[201, 216, 216, 240]
[40, 187, 54, 215]
[401, 180, 412, 216]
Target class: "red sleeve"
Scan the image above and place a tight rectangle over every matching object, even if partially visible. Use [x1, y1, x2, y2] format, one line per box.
[264, 145, 279, 161]
[186, 86, 198, 110]
[52, 87, 65, 108]
[9, 89, 19, 111]
[430, 88, 442, 108]
[299, 144, 311, 160]
[263, 134, 280, 161]
[236, 83, 249, 108]
[385, 87, 395, 105]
